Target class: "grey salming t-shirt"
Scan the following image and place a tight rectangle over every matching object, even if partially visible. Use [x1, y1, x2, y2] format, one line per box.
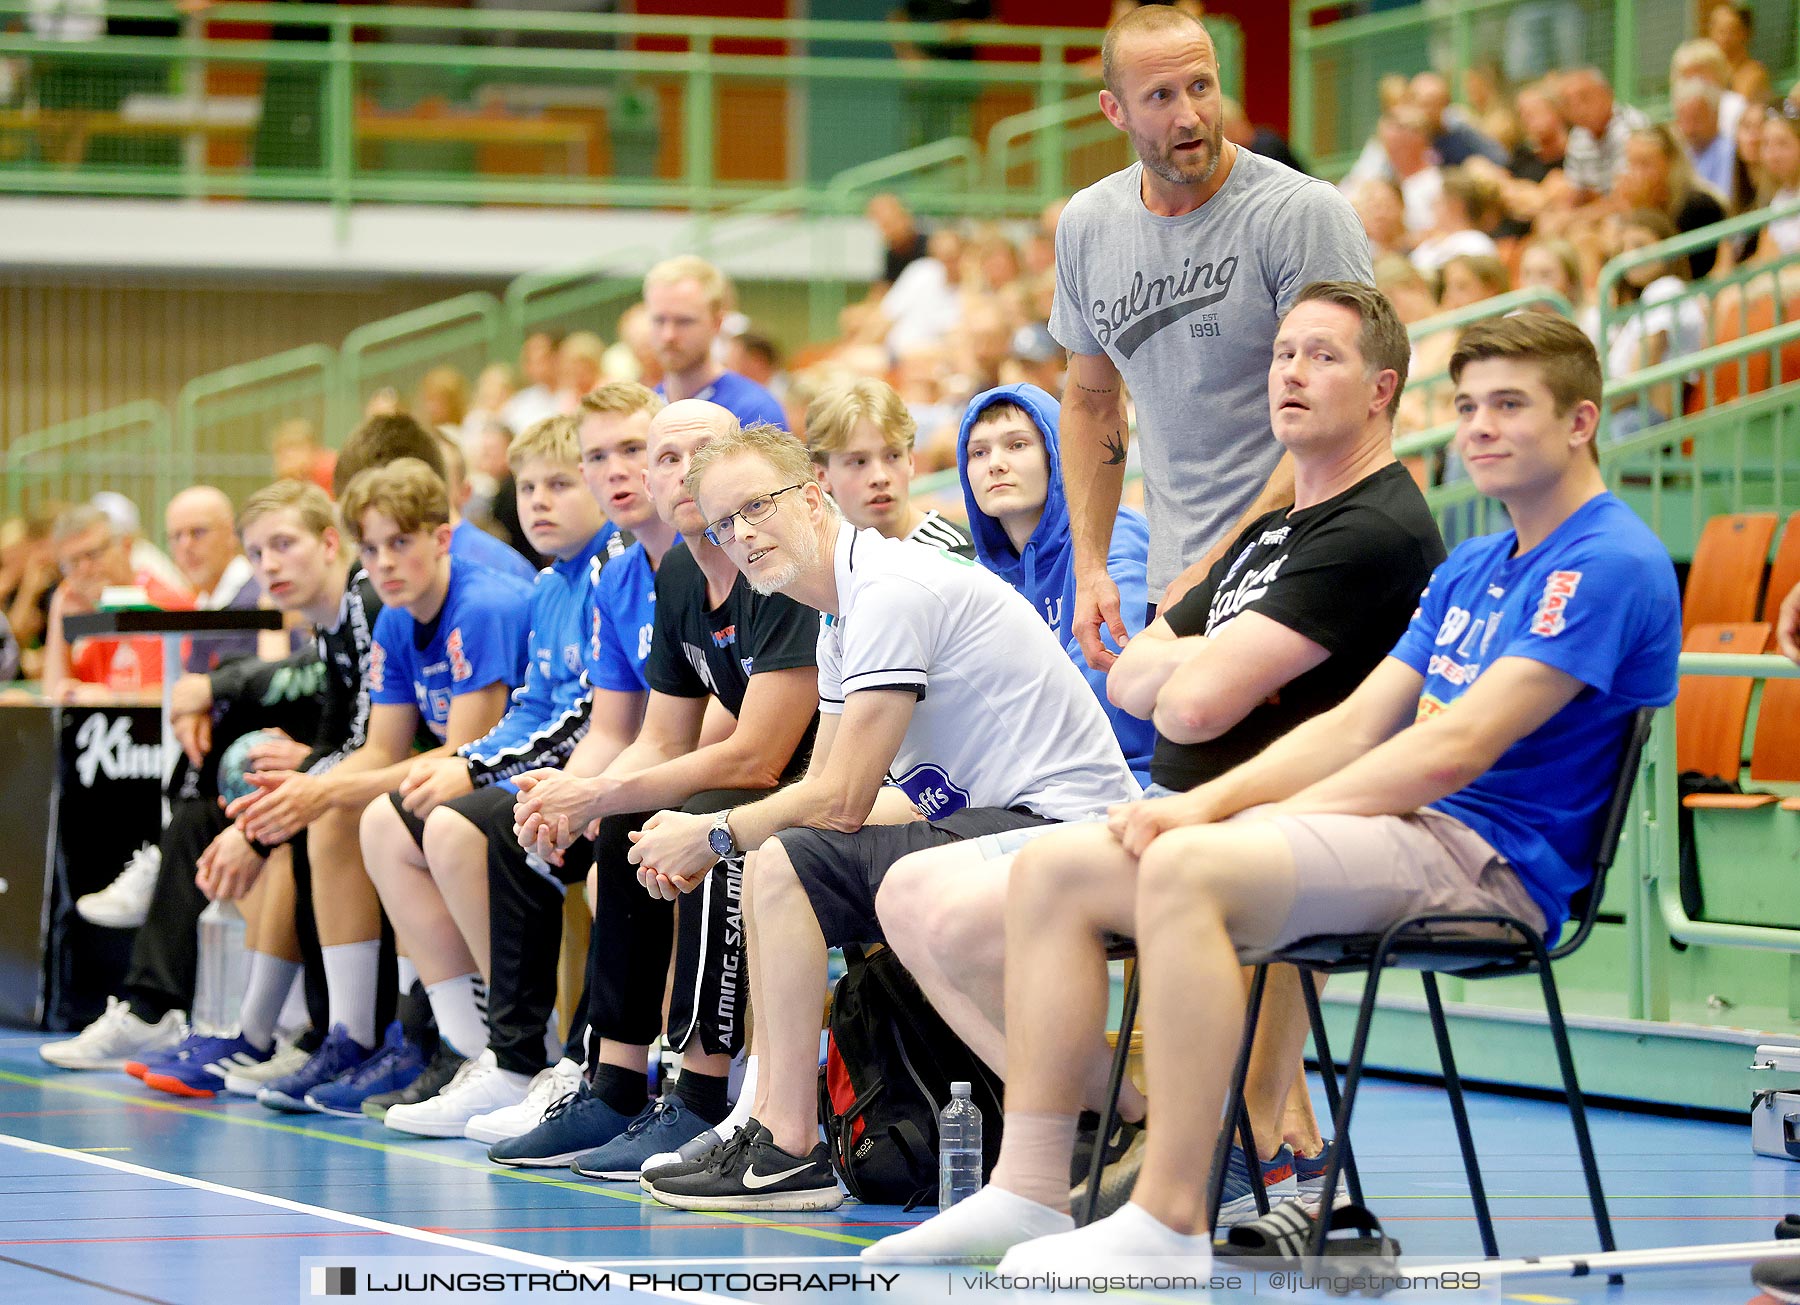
[1050, 148, 1373, 592]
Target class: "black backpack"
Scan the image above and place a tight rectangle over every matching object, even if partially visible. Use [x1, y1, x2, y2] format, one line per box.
[817, 944, 1005, 1208]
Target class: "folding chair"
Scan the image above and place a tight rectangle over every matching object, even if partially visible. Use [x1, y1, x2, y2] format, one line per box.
[1085, 706, 1655, 1262]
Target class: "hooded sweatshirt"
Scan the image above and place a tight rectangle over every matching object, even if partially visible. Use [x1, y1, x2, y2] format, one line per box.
[957, 382, 1154, 783]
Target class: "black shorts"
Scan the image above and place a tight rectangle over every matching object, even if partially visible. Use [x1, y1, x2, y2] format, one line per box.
[386, 786, 591, 886]
[779, 806, 1053, 949]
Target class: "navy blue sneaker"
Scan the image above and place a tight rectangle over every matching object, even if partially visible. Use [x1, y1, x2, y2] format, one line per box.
[572, 1095, 716, 1180]
[487, 1081, 636, 1169]
[256, 1024, 373, 1114]
[304, 1023, 425, 1118]
[1217, 1143, 1298, 1227]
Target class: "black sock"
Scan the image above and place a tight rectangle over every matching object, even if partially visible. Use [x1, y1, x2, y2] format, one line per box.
[397, 982, 438, 1056]
[592, 1063, 649, 1115]
[671, 1068, 729, 1125]
[127, 996, 170, 1025]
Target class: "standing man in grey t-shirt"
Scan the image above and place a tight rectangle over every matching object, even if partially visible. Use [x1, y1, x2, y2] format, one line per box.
[1050, 4, 1372, 668]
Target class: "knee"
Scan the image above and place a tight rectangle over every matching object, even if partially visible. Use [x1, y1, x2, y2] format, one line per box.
[873, 852, 937, 953]
[1135, 834, 1229, 928]
[357, 798, 411, 883]
[745, 837, 801, 910]
[422, 806, 482, 879]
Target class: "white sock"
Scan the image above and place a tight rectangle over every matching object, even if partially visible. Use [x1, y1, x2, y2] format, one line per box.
[276, 971, 309, 1041]
[322, 940, 381, 1050]
[426, 972, 489, 1059]
[715, 1054, 756, 1137]
[544, 1010, 562, 1065]
[996, 1202, 1214, 1277]
[396, 955, 421, 996]
[237, 954, 301, 1052]
[861, 1186, 1073, 1265]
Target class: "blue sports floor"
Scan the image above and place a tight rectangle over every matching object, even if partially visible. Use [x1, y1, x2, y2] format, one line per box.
[0, 1032, 1795, 1304]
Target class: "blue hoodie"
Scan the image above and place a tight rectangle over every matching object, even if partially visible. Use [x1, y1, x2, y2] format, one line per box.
[957, 383, 1154, 784]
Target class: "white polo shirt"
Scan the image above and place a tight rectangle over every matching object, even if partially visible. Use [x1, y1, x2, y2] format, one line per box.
[817, 523, 1140, 822]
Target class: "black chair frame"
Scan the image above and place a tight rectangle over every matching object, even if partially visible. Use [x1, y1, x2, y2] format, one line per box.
[1084, 706, 1655, 1269]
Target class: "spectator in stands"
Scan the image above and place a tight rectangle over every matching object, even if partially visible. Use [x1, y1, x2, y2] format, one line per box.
[1616, 123, 1728, 277]
[164, 486, 269, 672]
[1409, 70, 1507, 168]
[554, 332, 606, 414]
[1672, 79, 1738, 204]
[804, 378, 973, 555]
[1411, 166, 1501, 273]
[42, 504, 192, 702]
[462, 416, 515, 533]
[1672, 39, 1747, 146]
[92, 490, 188, 593]
[360, 416, 611, 1136]
[1734, 101, 1768, 214]
[271, 419, 336, 495]
[1440, 252, 1510, 310]
[866, 192, 928, 291]
[1352, 106, 1442, 237]
[1559, 68, 1647, 201]
[1349, 177, 1410, 261]
[1519, 237, 1600, 339]
[882, 227, 968, 355]
[1754, 107, 1800, 261]
[1508, 79, 1569, 183]
[1059, 4, 1371, 654]
[1373, 253, 1439, 326]
[462, 363, 518, 446]
[1462, 61, 1520, 156]
[415, 366, 470, 434]
[604, 302, 660, 388]
[1222, 96, 1307, 174]
[869, 311, 1679, 1276]
[502, 331, 562, 434]
[1706, 4, 1770, 107]
[1399, 255, 1509, 438]
[0, 510, 60, 675]
[638, 422, 1137, 1213]
[957, 384, 1153, 783]
[723, 332, 782, 393]
[1606, 209, 1708, 444]
[1003, 323, 1067, 396]
[643, 256, 787, 429]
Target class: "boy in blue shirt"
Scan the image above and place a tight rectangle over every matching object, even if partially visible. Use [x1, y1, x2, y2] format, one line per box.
[871, 314, 1680, 1270]
[245, 457, 533, 1112]
[956, 383, 1154, 783]
[645, 255, 787, 430]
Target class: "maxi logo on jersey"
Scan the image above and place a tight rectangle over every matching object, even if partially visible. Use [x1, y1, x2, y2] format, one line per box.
[894, 763, 971, 820]
[447, 628, 472, 682]
[1531, 570, 1581, 637]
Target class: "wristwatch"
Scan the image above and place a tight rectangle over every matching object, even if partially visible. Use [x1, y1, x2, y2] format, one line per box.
[707, 810, 738, 861]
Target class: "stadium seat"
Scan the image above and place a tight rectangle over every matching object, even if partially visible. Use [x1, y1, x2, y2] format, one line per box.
[1675, 622, 1771, 786]
[1763, 514, 1800, 624]
[1683, 514, 1777, 633]
[1690, 275, 1800, 413]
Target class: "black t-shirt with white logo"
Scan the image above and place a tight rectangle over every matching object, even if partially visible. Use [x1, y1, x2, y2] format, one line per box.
[1152, 462, 1446, 792]
[644, 542, 819, 779]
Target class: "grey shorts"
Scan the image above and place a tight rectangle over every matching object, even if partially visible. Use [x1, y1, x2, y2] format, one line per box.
[779, 806, 1054, 948]
[1265, 807, 1546, 947]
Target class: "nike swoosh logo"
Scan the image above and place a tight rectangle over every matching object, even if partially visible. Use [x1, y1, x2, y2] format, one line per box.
[742, 1161, 816, 1190]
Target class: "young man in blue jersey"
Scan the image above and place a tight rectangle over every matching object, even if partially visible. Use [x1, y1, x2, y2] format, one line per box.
[321, 416, 611, 1131]
[868, 313, 1680, 1271]
[459, 382, 681, 1148]
[234, 458, 533, 1112]
[955, 383, 1154, 782]
[645, 256, 787, 430]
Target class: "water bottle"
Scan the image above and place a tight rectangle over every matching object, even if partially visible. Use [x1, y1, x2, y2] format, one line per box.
[191, 900, 249, 1033]
[939, 1081, 983, 1210]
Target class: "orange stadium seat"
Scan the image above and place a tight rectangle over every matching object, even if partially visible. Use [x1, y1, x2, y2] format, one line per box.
[1683, 512, 1777, 633]
[1675, 622, 1771, 787]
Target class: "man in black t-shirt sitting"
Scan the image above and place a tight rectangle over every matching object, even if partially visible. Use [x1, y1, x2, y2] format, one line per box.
[504, 400, 820, 1174]
[872, 283, 1445, 1257]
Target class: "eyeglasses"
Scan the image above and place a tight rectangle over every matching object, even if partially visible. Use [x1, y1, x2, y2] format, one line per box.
[702, 483, 808, 548]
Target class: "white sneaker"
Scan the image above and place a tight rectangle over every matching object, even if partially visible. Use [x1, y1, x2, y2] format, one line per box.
[223, 1038, 311, 1097]
[466, 1057, 581, 1144]
[385, 1049, 530, 1139]
[76, 844, 162, 929]
[40, 996, 184, 1071]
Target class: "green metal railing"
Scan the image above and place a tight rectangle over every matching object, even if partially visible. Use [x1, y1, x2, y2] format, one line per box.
[338, 293, 503, 436]
[175, 343, 336, 513]
[0, 1, 1118, 219]
[1, 400, 173, 527]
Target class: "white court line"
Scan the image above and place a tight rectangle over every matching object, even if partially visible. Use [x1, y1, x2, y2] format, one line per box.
[0, 1134, 744, 1305]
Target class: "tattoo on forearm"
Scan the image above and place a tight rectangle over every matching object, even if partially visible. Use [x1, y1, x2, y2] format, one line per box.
[1075, 379, 1119, 394]
[1102, 429, 1127, 466]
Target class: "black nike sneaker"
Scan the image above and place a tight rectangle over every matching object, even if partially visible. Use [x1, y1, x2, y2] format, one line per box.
[645, 1119, 843, 1211]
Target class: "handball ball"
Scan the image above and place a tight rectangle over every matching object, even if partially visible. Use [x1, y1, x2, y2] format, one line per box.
[218, 730, 280, 807]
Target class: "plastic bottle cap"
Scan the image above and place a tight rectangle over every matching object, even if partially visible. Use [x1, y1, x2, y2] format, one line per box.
[951, 1081, 971, 1098]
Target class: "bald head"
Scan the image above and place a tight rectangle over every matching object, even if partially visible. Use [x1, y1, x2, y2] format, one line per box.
[1101, 3, 1209, 98]
[647, 400, 741, 536]
[165, 485, 241, 595]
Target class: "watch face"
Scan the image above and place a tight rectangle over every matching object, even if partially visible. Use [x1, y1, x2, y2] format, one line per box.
[708, 826, 734, 857]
